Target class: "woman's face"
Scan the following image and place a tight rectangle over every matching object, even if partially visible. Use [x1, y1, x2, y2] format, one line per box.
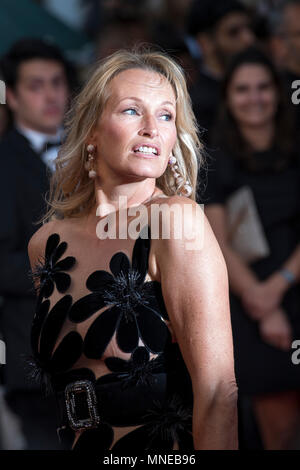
[227, 64, 278, 128]
[90, 68, 177, 184]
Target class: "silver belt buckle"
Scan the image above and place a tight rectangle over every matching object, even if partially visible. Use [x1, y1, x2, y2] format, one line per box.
[65, 380, 100, 431]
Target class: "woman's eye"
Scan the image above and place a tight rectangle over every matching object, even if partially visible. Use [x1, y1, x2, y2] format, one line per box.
[123, 108, 138, 115]
[160, 113, 173, 121]
[235, 86, 248, 93]
[258, 83, 272, 91]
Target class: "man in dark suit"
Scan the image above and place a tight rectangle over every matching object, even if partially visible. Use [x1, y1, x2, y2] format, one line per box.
[0, 38, 73, 449]
[186, 0, 255, 144]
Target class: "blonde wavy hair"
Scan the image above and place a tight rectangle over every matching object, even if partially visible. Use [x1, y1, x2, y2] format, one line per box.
[43, 47, 203, 222]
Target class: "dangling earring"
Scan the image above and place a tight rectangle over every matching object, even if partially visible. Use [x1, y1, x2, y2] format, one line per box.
[85, 144, 97, 179]
[168, 154, 192, 197]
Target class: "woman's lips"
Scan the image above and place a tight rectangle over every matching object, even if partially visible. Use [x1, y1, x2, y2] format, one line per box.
[132, 144, 160, 155]
[131, 150, 159, 159]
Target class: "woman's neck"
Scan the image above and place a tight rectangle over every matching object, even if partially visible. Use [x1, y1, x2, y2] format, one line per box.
[239, 121, 275, 152]
[83, 178, 163, 238]
[94, 179, 159, 216]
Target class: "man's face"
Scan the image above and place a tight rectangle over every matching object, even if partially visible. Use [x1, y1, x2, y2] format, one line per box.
[7, 59, 69, 135]
[281, 4, 300, 71]
[213, 12, 255, 67]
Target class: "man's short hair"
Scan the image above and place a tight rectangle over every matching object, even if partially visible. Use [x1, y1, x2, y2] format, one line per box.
[186, 0, 248, 37]
[0, 37, 76, 91]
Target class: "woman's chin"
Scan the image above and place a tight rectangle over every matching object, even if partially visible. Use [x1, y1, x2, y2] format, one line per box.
[240, 116, 273, 127]
[124, 166, 164, 181]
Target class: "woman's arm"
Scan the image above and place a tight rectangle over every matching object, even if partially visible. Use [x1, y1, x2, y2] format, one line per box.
[259, 307, 292, 351]
[242, 243, 300, 318]
[155, 197, 238, 450]
[262, 244, 300, 299]
[205, 205, 300, 319]
[204, 205, 263, 312]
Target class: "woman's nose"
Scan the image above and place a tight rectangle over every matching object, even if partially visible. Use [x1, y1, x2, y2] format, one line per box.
[138, 116, 158, 138]
[248, 90, 261, 102]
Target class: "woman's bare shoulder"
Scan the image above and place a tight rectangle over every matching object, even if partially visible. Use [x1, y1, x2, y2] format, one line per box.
[149, 196, 223, 272]
[149, 194, 197, 208]
[147, 195, 205, 239]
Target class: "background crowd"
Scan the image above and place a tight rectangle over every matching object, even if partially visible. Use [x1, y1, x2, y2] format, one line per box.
[0, 0, 299, 450]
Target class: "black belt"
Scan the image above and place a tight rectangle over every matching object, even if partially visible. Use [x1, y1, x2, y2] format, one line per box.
[56, 373, 169, 432]
[57, 379, 101, 431]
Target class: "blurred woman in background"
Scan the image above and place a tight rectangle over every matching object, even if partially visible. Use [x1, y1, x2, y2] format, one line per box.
[202, 46, 300, 449]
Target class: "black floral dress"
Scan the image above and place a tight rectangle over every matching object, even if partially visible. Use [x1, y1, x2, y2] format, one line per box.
[28, 227, 193, 451]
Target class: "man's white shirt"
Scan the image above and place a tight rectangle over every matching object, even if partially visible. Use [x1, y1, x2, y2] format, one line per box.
[17, 124, 63, 172]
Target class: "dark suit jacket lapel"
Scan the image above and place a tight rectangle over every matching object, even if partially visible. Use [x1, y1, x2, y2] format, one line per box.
[7, 127, 51, 192]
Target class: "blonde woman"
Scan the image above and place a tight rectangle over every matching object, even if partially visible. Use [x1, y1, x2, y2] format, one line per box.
[27, 48, 237, 450]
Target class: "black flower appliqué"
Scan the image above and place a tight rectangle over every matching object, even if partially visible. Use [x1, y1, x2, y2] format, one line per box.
[32, 233, 76, 299]
[98, 347, 164, 389]
[68, 226, 171, 356]
[28, 295, 83, 394]
[112, 394, 193, 451]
